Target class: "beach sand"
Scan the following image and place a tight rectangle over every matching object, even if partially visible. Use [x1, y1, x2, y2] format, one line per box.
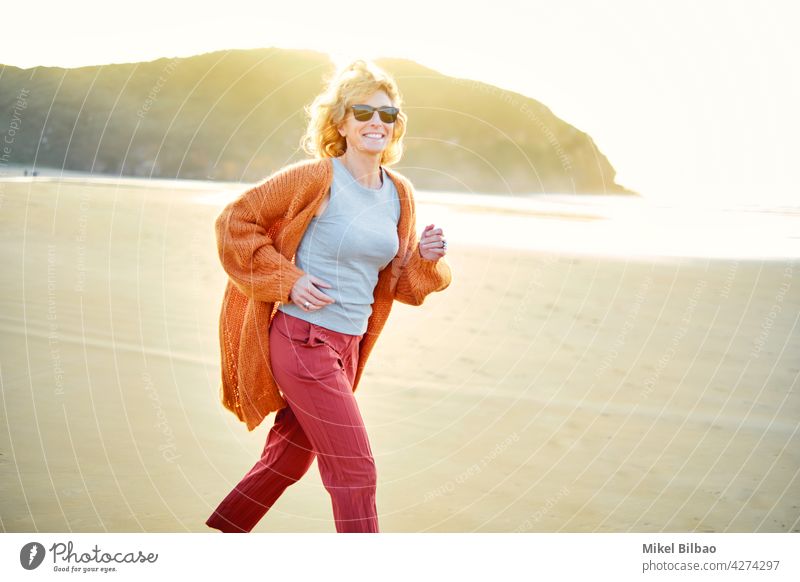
[0, 177, 797, 532]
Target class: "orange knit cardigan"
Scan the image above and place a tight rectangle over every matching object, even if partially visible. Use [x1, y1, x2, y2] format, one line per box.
[214, 156, 453, 431]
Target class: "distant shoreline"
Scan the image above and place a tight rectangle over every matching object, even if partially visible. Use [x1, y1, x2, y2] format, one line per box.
[0, 163, 226, 190]
[0, 163, 634, 198]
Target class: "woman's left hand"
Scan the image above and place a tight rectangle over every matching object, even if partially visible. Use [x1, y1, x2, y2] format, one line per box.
[418, 223, 448, 261]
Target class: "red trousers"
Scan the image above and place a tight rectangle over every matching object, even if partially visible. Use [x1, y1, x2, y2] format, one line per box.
[206, 310, 379, 533]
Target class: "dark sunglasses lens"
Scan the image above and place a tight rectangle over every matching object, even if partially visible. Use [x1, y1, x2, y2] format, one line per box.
[352, 105, 374, 122]
[378, 107, 399, 123]
[351, 105, 399, 123]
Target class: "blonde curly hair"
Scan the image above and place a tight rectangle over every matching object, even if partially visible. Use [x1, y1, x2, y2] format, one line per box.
[300, 59, 407, 166]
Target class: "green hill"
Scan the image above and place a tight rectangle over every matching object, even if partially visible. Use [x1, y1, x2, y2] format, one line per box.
[0, 48, 635, 194]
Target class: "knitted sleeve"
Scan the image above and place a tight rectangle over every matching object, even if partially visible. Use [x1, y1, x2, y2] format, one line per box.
[393, 184, 453, 305]
[215, 165, 308, 304]
[394, 245, 453, 306]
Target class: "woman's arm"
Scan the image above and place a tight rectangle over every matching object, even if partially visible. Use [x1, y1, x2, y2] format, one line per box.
[215, 165, 310, 304]
[393, 236, 453, 306]
[392, 178, 452, 305]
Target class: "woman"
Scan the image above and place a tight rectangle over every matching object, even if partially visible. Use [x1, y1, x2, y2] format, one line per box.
[205, 59, 452, 533]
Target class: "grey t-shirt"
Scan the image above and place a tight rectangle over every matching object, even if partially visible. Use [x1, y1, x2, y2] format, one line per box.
[277, 156, 400, 335]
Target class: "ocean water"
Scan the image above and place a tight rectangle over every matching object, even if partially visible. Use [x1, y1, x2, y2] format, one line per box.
[3, 165, 797, 261]
[415, 191, 800, 261]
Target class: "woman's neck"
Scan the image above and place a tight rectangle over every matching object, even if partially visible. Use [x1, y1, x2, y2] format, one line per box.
[339, 151, 383, 189]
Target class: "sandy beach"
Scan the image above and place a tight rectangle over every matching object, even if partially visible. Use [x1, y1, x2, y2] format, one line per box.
[0, 176, 797, 532]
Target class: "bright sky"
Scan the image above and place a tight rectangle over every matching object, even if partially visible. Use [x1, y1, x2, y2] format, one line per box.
[6, 0, 799, 207]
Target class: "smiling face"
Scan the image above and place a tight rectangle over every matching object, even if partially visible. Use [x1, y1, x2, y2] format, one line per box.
[337, 90, 396, 157]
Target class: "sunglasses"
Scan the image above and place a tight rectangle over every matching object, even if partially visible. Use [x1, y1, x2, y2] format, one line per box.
[350, 104, 400, 123]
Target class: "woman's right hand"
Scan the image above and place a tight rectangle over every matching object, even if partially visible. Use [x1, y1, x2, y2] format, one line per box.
[288, 274, 335, 311]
